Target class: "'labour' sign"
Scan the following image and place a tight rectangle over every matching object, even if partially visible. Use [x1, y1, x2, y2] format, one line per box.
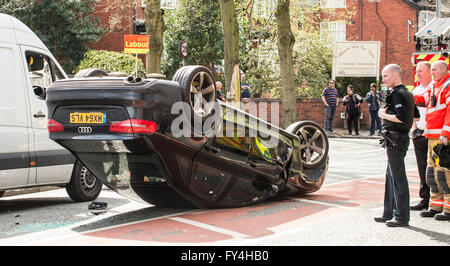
[124, 35, 150, 54]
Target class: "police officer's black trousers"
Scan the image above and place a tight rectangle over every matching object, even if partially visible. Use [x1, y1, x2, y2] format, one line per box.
[412, 135, 430, 204]
[383, 134, 410, 222]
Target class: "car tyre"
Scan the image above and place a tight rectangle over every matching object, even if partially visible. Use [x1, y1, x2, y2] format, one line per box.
[286, 121, 329, 169]
[65, 160, 102, 202]
[172, 65, 217, 122]
[74, 68, 108, 78]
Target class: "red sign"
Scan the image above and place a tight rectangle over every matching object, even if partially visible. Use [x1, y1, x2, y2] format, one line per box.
[124, 35, 150, 54]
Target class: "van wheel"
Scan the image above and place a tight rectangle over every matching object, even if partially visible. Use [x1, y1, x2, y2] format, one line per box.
[66, 161, 102, 202]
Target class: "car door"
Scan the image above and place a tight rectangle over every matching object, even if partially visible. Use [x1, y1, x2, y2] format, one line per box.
[0, 43, 32, 189]
[20, 47, 74, 185]
[190, 105, 279, 207]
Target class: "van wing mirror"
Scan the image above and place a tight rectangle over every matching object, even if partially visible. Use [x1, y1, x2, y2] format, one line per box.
[33, 85, 47, 100]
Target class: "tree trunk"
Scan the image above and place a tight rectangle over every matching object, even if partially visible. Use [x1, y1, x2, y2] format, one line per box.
[219, 0, 240, 96]
[144, 0, 164, 74]
[275, 0, 296, 128]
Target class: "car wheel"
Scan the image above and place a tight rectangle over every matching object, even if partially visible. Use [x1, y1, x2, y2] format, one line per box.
[65, 160, 102, 202]
[74, 68, 108, 78]
[0, 191, 4, 198]
[286, 121, 329, 169]
[172, 65, 217, 121]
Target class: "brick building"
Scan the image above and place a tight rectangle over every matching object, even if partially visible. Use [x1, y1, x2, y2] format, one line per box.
[319, 0, 438, 87]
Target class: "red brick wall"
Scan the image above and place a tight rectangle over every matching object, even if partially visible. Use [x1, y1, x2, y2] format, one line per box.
[343, 0, 419, 86]
[242, 98, 371, 130]
[90, 2, 147, 66]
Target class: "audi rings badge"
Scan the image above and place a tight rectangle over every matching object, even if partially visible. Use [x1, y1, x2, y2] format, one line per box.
[78, 126, 93, 134]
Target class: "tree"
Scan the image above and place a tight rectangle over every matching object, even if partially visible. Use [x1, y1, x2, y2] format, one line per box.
[144, 0, 164, 74]
[161, 0, 223, 79]
[0, 0, 106, 74]
[275, 0, 297, 128]
[219, 0, 240, 95]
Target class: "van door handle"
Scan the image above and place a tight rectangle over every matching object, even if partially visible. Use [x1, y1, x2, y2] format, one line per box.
[33, 111, 45, 118]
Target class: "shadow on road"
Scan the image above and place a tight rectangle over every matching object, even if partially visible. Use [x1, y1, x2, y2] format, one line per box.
[407, 225, 450, 245]
[71, 206, 196, 233]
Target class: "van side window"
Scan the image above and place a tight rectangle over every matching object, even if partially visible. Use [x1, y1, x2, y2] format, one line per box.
[25, 51, 65, 89]
[50, 60, 65, 81]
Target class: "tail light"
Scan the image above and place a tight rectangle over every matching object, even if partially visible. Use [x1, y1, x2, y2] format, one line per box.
[109, 119, 157, 134]
[47, 119, 64, 132]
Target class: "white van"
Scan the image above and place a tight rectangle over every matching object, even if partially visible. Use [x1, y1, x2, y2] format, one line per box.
[0, 13, 102, 201]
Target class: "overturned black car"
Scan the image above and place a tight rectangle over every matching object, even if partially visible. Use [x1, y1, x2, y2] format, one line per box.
[46, 66, 329, 208]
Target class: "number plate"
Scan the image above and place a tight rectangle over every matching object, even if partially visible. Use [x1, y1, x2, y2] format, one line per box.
[70, 113, 106, 124]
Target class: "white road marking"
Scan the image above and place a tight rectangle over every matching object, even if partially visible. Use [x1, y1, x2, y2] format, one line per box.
[169, 217, 250, 239]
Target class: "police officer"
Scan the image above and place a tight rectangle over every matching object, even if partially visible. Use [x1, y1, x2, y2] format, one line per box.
[374, 64, 419, 227]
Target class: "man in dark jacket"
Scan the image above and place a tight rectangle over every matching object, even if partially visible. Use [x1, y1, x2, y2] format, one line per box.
[366, 83, 383, 136]
[375, 64, 419, 227]
[343, 85, 361, 136]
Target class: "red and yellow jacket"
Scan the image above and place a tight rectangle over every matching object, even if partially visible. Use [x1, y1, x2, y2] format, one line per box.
[414, 73, 450, 139]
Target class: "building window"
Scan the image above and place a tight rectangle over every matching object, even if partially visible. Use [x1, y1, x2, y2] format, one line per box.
[320, 0, 346, 8]
[320, 21, 346, 41]
[253, 0, 276, 19]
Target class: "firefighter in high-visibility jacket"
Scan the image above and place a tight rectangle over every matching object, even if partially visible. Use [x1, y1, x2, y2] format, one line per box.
[414, 60, 450, 221]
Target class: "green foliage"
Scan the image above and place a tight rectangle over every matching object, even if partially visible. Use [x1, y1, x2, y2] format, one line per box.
[0, 0, 106, 74]
[237, 0, 356, 99]
[242, 40, 281, 98]
[293, 31, 333, 99]
[75, 50, 145, 75]
[162, 0, 224, 79]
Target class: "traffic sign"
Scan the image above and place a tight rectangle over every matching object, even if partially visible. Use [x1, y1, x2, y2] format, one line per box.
[179, 40, 188, 58]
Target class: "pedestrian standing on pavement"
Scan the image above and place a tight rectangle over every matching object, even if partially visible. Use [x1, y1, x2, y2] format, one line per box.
[366, 83, 383, 136]
[374, 64, 418, 227]
[321, 79, 339, 133]
[216, 81, 226, 102]
[410, 61, 432, 211]
[415, 60, 450, 221]
[343, 85, 361, 136]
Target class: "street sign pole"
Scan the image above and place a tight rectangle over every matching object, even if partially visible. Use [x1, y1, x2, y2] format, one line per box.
[135, 54, 138, 78]
[123, 34, 150, 77]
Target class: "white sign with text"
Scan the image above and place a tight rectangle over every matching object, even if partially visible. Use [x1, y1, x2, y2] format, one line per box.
[332, 41, 381, 78]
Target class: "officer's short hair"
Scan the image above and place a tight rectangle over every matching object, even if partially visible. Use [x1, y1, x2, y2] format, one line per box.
[384, 64, 403, 77]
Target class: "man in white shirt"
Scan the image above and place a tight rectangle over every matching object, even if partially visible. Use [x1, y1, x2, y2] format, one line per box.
[410, 61, 432, 210]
